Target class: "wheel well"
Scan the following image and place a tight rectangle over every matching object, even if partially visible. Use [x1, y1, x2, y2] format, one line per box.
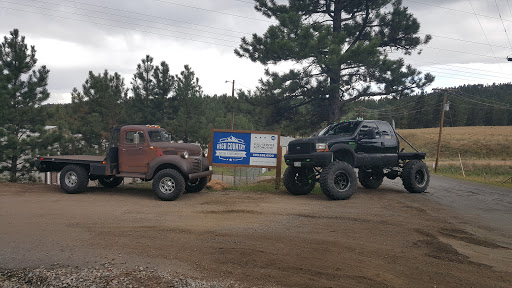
[152, 164, 184, 180]
[333, 150, 355, 166]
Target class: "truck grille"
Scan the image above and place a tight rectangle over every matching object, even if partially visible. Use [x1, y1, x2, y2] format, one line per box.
[288, 143, 315, 155]
[192, 157, 202, 173]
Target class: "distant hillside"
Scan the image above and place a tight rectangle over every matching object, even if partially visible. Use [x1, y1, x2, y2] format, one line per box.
[397, 126, 512, 161]
[349, 83, 512, 129]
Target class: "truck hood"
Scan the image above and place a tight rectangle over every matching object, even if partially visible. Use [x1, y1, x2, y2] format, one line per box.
[151, 142, 202, 156]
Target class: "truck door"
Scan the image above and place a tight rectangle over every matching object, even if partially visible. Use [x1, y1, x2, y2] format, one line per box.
[356, 122, 381, 153]
[376, 121, 398, 153]
[119, 130, 149, 173]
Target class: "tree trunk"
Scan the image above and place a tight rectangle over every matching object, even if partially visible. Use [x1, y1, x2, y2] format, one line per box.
[9, 155, 17, 182]
[327, 0, 343, 123]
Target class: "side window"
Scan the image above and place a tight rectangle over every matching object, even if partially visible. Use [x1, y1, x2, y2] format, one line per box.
[359, 122, 379, 138]
[125, 131, 146, 144]
[376, 122, 392, 136]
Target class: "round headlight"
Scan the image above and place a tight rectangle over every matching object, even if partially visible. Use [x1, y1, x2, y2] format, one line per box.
[181, 151, 189, 159]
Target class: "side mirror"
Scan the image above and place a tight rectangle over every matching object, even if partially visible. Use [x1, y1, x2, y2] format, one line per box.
[133, 133, 140, 144]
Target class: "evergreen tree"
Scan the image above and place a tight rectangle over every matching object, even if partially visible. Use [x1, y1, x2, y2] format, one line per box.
[70, 70, 128, 153]
[130, 55, 175, 124]
[0, 29, 55, 182]
[170, 65, 205, 143]
[236, 0, 434, 126]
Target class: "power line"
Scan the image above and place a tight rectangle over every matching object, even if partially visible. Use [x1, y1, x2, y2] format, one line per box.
[420, 32, 511, 50]
[0, 5, 237, 48]
[466, 0, 503, 70]
[495, 0, 512, 50]
[406, 0, 512, 22]
[446, 91, 512, 110]
[233, 0, 255, 4]
[152, 0, 274, 23]
[1, 1, 240, 45]
[402, 58, 512, 80]
[23, 0, 244, 40]
[52, 0, 250, 36]
[421, 69, 499, 83]
[423, 46, 503, 60]
[454, 89, 512, 108]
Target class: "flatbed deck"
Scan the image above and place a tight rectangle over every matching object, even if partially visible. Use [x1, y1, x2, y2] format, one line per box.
[39, 155, 105, 163]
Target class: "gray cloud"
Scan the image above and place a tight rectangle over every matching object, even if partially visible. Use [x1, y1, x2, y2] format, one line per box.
[1, 0, 512, 103]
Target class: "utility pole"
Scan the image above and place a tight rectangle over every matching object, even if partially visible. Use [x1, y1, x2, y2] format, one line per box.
[231, 80, 235, 130]
[433, 88, 452, 173]
[226, 80, 235, 130]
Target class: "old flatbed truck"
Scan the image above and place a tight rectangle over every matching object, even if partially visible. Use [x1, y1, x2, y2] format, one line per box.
[36, 125, 213, 201]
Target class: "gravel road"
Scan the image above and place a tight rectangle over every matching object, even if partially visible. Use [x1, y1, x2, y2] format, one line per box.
[1, 178, 511, 287]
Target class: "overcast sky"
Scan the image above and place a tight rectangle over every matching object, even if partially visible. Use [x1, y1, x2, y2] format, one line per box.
[2, 0, 512, 104]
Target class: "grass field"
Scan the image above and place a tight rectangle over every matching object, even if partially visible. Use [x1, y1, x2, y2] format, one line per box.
[397, 126, 512, 161]
[397, 126, 512, 188]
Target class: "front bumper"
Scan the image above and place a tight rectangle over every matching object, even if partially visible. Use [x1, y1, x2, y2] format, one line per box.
[284, 152, 333, 168]
[189, 169, 213, 180]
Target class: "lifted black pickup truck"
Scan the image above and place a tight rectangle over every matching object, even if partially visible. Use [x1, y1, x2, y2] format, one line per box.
[284, 120, 430, 200]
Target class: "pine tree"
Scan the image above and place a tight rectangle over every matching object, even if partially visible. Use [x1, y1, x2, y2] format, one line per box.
[0, 29, 54, 182]
[236, 0, 434, 125]
[170, 65, 205, 143]
[130, 55, 175, 124]
[70, 70, 128, 152]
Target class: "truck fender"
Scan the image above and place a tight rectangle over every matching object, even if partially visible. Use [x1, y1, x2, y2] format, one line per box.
[146, 155, 193, 179]
[329, 144, 357, 167]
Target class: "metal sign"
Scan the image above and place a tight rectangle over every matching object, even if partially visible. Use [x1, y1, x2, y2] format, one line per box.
[209, 129, 280, 168]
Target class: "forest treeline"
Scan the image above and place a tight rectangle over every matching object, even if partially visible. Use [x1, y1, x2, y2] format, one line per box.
[43, 80, 512, 148]
[348, 84, 512, 129]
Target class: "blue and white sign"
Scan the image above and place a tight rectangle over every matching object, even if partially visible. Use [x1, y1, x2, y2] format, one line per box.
[212, 131, 278, 167]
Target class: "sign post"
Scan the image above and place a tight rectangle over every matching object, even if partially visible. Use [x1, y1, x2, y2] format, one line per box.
[208, 129, 282, 188]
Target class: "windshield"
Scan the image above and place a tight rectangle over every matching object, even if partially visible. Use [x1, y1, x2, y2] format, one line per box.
[148, 129, 171, 142]
[318, 121, 360, 136]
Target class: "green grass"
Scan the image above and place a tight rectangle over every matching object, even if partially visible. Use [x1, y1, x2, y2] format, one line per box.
[435, 164, 512, 189]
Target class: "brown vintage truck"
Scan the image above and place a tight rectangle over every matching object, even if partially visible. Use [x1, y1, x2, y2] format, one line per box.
[36, 125, 213, 201]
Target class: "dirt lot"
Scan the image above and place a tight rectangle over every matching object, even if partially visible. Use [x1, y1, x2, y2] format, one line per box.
[1, 181, 512, 288]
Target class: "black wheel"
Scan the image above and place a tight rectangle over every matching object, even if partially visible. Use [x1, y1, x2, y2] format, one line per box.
[185, 177, 208, 193]
[152, 169, 185, 201]
[358, 169, 384, 189]
[60, 164, 89, 194]
[319, 161, 357, 200]
[402, 160, 430, 193]
[98, 176, 124, 188]
[283, 167, 316, 195]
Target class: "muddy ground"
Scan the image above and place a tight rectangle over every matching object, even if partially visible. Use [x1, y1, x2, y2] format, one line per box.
[1, 179, 511, 287]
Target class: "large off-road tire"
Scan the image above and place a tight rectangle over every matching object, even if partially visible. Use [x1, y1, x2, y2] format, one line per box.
[358, 169, 384, 189]
[402, 160, 430, 193]
[98, 176, 124, 188]
[152, 169, 185, 201]
[319, 161, 357, 200]
[60, 164, 89, 194]
[185, 177, 208, 193]
[283, 167, 316, 195]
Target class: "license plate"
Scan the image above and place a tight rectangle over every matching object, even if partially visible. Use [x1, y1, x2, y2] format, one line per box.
[294, 162, 301, 167]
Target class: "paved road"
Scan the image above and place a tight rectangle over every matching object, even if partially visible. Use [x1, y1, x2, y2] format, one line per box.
[383, 174, 512, 237]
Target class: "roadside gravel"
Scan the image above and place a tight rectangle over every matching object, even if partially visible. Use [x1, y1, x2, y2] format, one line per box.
[0, 263, 244, 288]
